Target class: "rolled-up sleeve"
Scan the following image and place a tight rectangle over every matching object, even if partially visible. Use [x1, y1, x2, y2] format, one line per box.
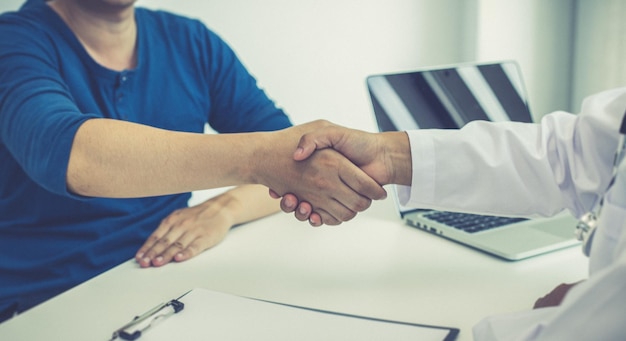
[0, 17, 96, 196]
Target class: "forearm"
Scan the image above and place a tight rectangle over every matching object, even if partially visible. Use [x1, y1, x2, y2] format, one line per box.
[67, 118, 261, 197]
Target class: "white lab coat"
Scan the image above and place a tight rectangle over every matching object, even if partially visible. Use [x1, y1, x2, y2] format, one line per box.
[397, 87, 626, 340]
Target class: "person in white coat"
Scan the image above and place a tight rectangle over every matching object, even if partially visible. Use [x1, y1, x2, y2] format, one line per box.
[274, 87, 626, 340]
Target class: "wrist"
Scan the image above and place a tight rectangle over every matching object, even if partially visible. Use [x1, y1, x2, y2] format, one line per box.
[242, 131, 274, 186]
[382, 131, 412, 186]
[246, 128, 297, 191]
[199, 193, 238, 226]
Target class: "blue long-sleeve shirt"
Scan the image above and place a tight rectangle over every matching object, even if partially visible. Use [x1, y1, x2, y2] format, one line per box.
[0, 1, 291, 320]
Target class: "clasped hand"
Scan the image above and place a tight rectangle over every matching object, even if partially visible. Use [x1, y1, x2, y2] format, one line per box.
[269, 120, 409, 226]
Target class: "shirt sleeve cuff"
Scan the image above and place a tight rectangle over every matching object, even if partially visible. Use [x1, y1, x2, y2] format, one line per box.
[397, 130, 436, 207]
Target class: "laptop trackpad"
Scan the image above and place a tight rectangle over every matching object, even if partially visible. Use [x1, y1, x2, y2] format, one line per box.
[474, 217, 578, 257]
[529, 216, 577, 239]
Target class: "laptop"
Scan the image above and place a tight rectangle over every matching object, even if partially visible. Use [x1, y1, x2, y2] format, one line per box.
[366, 60, 580, 260]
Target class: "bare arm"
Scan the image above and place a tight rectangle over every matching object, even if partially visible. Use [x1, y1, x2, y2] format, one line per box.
[67, 118, 387, 224]
[67, 118, 260, 197]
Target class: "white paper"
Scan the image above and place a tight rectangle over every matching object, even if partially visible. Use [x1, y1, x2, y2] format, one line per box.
[138, 288, 456, 341]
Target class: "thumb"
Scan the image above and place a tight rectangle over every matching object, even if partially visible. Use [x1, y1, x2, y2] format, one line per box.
[293, 129, 342, 161]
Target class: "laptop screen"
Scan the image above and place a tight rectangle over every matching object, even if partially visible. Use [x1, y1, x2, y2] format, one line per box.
[366, 61, 532, 134]
[366, 61, 532, 217]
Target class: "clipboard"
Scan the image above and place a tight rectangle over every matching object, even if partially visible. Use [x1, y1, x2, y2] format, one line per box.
[111, 288, 459, 340]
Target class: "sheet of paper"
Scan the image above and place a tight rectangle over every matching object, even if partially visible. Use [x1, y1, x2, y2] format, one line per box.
[139, 288, 457, 341]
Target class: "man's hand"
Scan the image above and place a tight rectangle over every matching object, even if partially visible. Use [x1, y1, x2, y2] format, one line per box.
[256, 120, 388, 225]
[135, 200, 234, 267]
[268, 121, 411, 225]
[136, 184, 281, 268]
[533, 281, 582, 309]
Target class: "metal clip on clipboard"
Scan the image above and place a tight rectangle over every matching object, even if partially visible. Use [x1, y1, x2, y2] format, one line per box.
[109, 298, 185, 341]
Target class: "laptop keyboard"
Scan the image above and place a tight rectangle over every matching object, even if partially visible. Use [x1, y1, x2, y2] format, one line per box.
[422, 211, 528, 233]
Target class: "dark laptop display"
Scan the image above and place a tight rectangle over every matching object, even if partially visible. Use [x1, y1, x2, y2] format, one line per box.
[368, 62, 532, 132]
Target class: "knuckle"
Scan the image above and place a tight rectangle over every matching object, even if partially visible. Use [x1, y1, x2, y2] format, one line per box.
[322, 214, 340, 226]
[179, 217, 195, 226]
[354, 198, 372, 212]
[161, 216, 174, 226]
[340, 210, 357, 222]
[312, 119, 330, 126]
[161, 209, 184, 224]
[185, 243, 200, 256]
[171, 221, 187, 230]
[326, 219, 341, 226]
[281, 201, 295, 213]
[320, 119, 332, 127]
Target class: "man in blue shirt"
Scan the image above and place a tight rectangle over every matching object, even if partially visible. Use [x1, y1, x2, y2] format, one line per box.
[0, 0, 385, 321]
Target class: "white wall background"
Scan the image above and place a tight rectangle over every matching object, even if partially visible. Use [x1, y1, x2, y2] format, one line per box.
[135, 0, 477, 132]
[1, 0, 624, 128]
[571, 0, 626, 112]
[2, 0, 23, 11]
[473, 0, 575, 119]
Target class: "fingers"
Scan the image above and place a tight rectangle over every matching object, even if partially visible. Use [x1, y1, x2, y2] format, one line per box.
[145, 230, 198, 267]
[340, 164, 387, 201]
[533, 282, 580, 309]
[136, 225, 207, 268]
[293, 201, 312, 221]
[293, 145, 316, 161]
[274, 150, 383, 226]
[279, 194, 320, 223]
[269, 140, 385, 226]
[313, 205, 348, 226]
[295, 197, 353, 225]
[276, 180, 363, 224]
[308, 212, 323, 227]
[135, 215, 192, 267]
[135, 207, 230, 268]
[278, 195, 324, 226]
[327, 161, 381, 214]
[279, 193, 349, 226]
[279, 194, 299, 213]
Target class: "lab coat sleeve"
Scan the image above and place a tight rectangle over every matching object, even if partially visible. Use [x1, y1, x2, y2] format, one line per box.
[397, 87, 626, 219]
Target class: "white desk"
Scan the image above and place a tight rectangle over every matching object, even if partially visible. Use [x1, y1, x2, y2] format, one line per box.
[0, 198, 588, 341]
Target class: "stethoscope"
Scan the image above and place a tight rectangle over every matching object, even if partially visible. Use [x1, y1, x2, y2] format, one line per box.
[575, 110, 626, 256]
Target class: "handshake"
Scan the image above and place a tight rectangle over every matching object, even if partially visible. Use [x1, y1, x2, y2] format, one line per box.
[258, 120, 412, 226]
